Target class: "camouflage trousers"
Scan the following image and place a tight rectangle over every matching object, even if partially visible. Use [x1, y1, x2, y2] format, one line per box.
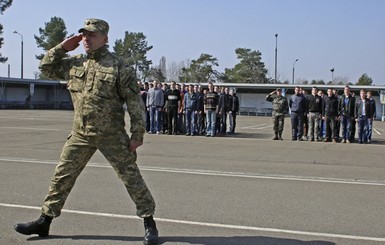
[272, 114, 285, 134]
[42, 130, 155, 218]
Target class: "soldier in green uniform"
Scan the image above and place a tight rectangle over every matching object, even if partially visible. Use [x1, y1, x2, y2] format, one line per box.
[266, 88, 289, 140]
[14, 19, 158, 245]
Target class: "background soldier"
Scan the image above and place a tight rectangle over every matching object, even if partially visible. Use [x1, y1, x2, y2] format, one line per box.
[14, 19, 158, 245]
[266, 88, 289, 140]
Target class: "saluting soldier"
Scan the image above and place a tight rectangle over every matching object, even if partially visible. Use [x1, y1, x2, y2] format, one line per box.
[266, 88, 289, 140]
[14, 19, 159, 245]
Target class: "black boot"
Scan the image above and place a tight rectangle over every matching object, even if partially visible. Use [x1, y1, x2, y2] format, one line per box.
[143, 216, 159, 245]
[273, 133, 279, 140]
[14, 214, 52, 237]
[278, 132, 283, 140]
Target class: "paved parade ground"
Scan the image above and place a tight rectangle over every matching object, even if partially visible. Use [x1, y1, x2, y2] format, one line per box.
[1, 110, 385, 245]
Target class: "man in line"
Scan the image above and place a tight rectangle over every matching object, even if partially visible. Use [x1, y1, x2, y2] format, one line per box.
[183, 84, 198, 136]
[217, 87, 229, 136]
[204, 82, 218, 137]
[366, 91, 376, 143]
[355, 89, 371, 144]
[338, 86, 355, 143]
[322, 88, 339, 143]
[14, 19, 158, 245]
[289, 86, 307, 141]
[227, 88, 239, 135]
[266, 88, 289, 140]
[146, 80, 164, 134]
[165, 81, 181, 135]
[306, 87, 322, 141]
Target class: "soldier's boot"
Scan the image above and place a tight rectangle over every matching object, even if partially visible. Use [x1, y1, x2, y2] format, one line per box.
[273, 133, 279, 140]
[143, 216, 159, 245]
[14, 214, 52, 237]
[278, 132, 283, 140]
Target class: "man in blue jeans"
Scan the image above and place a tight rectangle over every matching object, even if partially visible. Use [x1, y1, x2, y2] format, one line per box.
[204, 82, 218, 137]
[289, 86, 307, 141]
[355, 89, 371, 144]
[338, 86, 355, 143]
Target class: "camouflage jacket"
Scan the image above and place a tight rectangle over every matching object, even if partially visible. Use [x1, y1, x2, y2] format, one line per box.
[266, 94, 289, 116]
[39, 44, 145, 142]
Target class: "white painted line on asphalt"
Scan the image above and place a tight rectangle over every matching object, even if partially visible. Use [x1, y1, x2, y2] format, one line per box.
[1, 157, 385, 186]
[239, 123, 268, 129]
[250, 125, 273, 130]
[1, 202, 385, 242]
[0, 126, 67, 131]
[373, 128, 381, 135]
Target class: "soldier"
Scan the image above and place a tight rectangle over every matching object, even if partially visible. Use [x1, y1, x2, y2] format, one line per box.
[14, 19, 158, 245]
[266, 88, 289, 140]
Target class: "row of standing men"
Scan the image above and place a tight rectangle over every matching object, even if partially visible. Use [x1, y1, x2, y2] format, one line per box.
[140, 81, 240, 137]
[266, 85, 376, 144]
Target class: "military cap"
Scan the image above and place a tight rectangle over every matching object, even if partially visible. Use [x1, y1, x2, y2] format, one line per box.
[78, 18, 109, 34]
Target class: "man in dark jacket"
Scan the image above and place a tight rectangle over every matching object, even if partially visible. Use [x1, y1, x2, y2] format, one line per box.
[338, 86, 355, 143]
[289, 86, 307, 141]
[322, 88, 339, 142]
[227, 88, 240, 134]
[355, 89, 371, 144]
[366, 91, 376, 143]
[217, 87, 229, 136]
[306, 87, 322, 141]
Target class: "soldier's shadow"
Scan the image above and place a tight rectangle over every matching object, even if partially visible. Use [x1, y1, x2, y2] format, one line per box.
[27, 234, 336, 245]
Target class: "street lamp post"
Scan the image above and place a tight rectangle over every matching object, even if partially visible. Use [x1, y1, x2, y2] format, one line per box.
[292, 59, 299, 84]
[274, 33, 278, 83]
[330, 68, 334, 82]
[13, 30, 24, 79]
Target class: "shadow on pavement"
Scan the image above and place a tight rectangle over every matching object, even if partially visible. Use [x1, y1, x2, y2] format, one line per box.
[27, 234, 335, 245]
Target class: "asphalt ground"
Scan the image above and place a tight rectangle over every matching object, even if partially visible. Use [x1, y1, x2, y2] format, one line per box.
[1, 110, 385, 245]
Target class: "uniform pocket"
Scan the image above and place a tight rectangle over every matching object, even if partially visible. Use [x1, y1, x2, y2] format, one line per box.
[93, 68, 117, 99]
[68, 68, 85, 92]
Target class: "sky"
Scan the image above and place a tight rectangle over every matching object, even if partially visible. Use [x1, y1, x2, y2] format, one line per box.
[0, 0, 384, 84]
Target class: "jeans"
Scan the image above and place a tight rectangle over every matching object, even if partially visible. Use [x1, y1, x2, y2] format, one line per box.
[357, 116, 368, 143]
[206, 110, 216, 136]
[340, 115, 352, 140]
[367, 118, 374, 141]
[185, 109, 196, 134]
[290, 112, 303, 139]
[149, 106, 161, 133]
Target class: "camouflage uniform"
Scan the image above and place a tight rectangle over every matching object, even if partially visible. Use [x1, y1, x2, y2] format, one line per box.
[266, 94, 289, 137]
[39, 20, 155, 218]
